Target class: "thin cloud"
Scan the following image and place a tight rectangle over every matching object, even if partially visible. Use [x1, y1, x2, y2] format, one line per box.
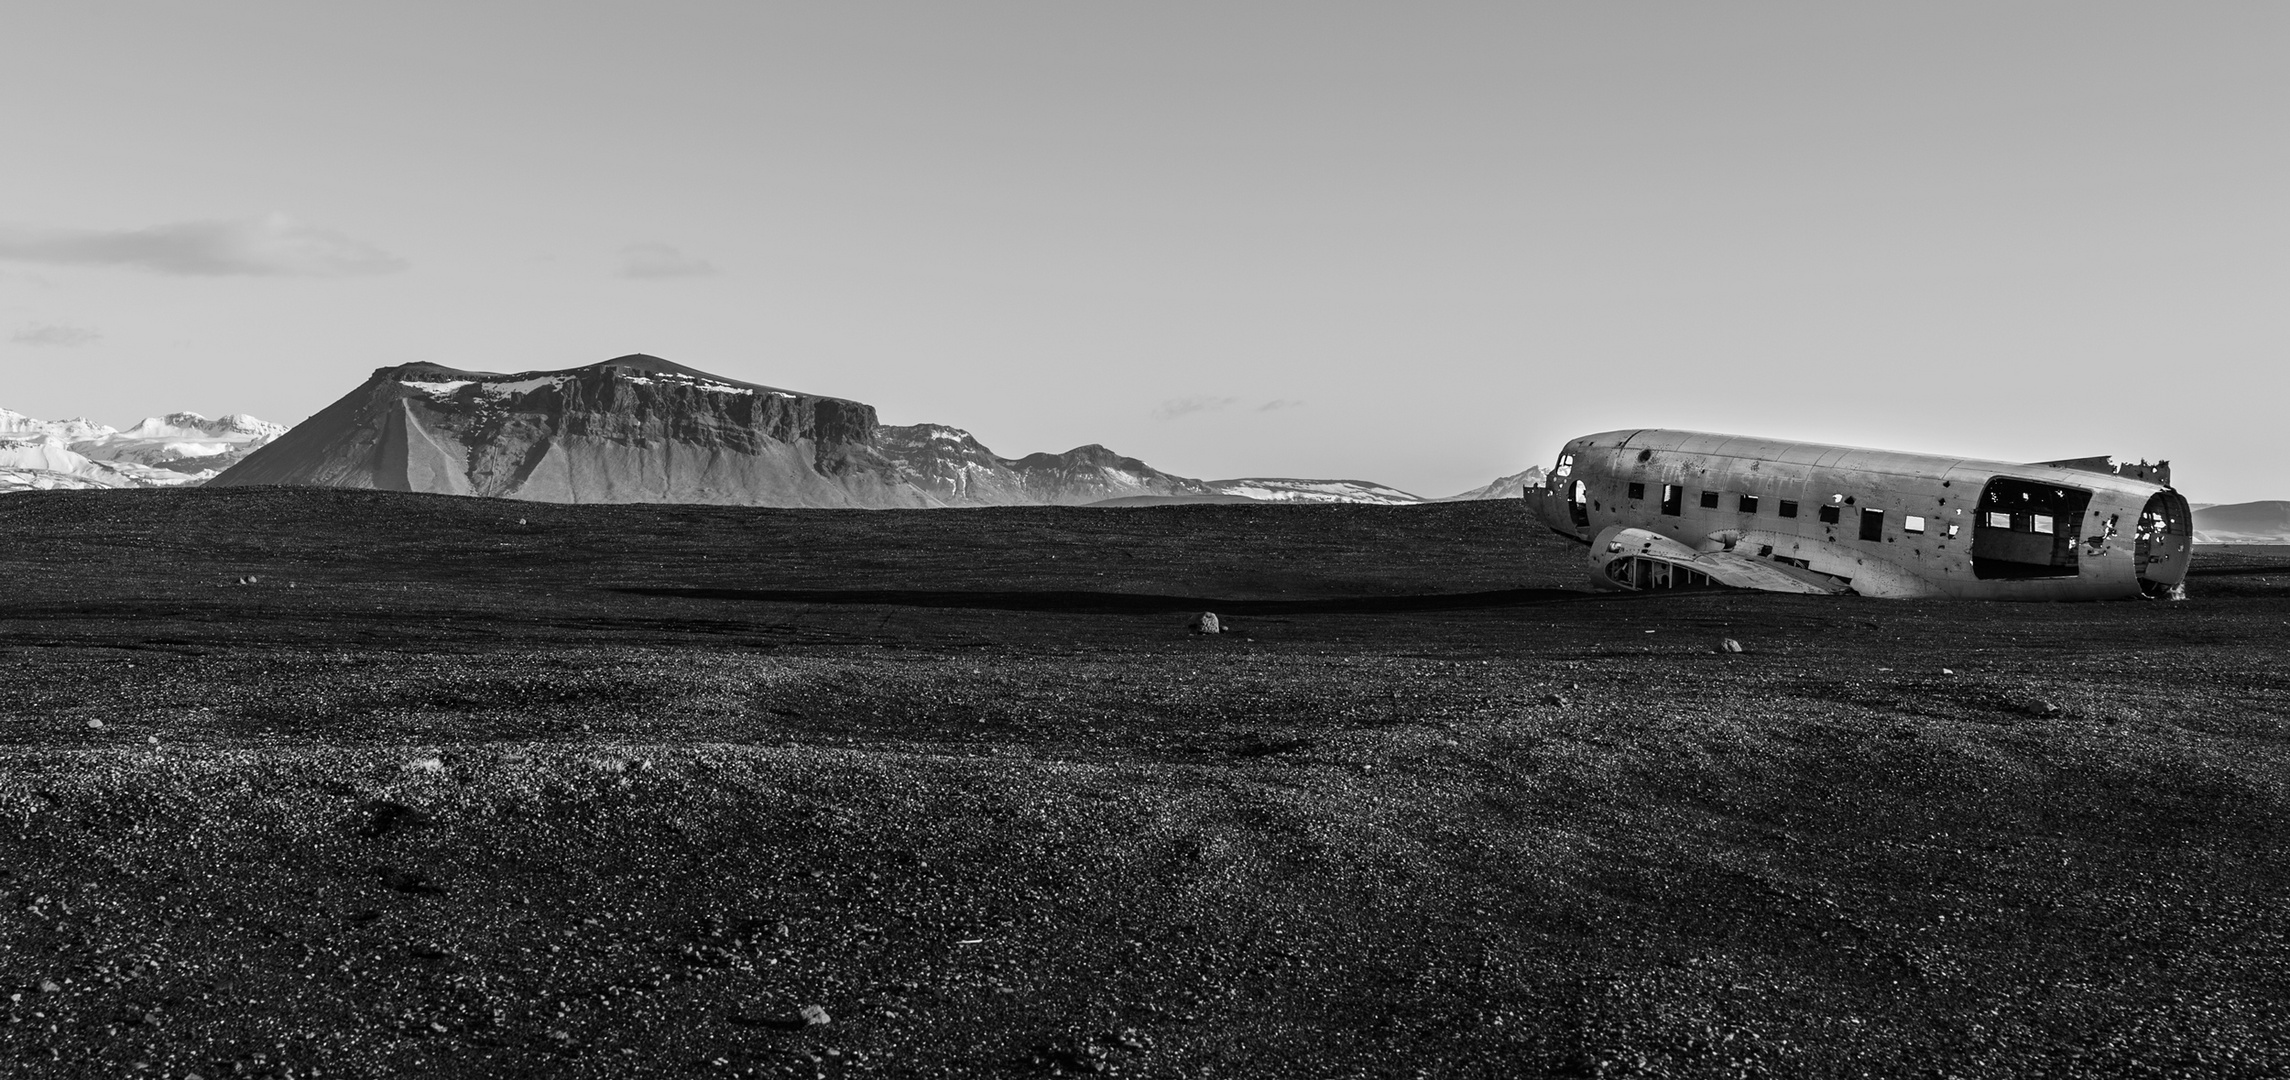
[619, 243, 718, 279]
[1155, 395, 1238, 421]
[11, 323, 100, 347]
[1256, 399, 1306, 412]
[0, 214, 405, 277]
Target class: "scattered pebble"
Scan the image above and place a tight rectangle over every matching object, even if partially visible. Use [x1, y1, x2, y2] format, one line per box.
[86, 719, 105, 729]
[1720, 638, 1744, 653]
[1190, 612, 1222, 635]
[799, 1004, 831, 1027]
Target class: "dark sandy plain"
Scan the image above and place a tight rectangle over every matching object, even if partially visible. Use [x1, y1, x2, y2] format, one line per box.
[2, 489, 2286, 1079]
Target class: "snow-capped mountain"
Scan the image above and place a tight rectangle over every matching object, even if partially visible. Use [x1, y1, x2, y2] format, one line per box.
[0, 408, 285, 493]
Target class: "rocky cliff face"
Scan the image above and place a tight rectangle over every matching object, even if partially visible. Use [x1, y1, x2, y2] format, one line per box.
[212, 355, 927, 507]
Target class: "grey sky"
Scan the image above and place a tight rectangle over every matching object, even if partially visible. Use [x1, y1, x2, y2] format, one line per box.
[1, 3, 2282, 499]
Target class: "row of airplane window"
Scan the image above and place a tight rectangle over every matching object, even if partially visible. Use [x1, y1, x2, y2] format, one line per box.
[1617, 482, 2048, 540]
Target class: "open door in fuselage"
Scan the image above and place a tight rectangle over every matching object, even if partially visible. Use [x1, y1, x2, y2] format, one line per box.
[1971, 478, 2092, 580]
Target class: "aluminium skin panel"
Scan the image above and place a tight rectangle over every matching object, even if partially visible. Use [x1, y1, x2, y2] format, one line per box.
[1539, 429, 2188, 600]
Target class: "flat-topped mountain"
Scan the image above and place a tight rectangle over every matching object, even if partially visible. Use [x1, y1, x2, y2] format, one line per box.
[211, 355, 918, 507]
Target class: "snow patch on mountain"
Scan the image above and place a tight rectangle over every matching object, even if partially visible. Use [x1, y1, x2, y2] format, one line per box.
[1, 409, 116, 442]
[0, 433, 91, 474]
[1204, 478, 1423, 505]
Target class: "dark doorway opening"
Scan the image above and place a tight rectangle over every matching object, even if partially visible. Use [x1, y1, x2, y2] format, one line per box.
[1972, 477, 2092, 579]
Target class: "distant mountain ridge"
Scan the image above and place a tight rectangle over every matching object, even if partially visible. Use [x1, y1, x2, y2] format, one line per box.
[193, 354, 1534, 507]
[12, 355, 1544, 506]
[2193, 501, 2290, 544]
[1, 408, 284, 493]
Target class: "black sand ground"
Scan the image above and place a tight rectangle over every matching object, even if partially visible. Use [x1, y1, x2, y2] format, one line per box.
[2, 489, 2286, 1079]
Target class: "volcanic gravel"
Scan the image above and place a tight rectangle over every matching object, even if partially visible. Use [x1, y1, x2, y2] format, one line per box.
[1, 488, 2286, 1078]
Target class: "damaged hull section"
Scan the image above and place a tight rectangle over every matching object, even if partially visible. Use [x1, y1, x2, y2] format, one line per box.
[1536, 429, 2193, 600]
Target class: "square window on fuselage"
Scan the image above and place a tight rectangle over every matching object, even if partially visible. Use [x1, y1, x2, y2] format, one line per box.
[1738, 494, 1759, 513]
[1627, 482, 1645, 500]
[1859, 508, 1885, 542]
[1777, 500, 1797, 518]
[1818, 505, 1841, 525]
[1904, 515, 1926, 533]
[1699, 491, 1719, 509]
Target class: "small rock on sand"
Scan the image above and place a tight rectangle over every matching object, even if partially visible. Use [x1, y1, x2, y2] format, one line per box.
[799, 1004, 831, 1027]
[1190, 612, 1221, 635]
[1720, 638, 1744, 653]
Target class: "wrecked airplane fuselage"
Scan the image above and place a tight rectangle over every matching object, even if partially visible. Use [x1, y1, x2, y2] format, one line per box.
[1534, 430, 2193, 600]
